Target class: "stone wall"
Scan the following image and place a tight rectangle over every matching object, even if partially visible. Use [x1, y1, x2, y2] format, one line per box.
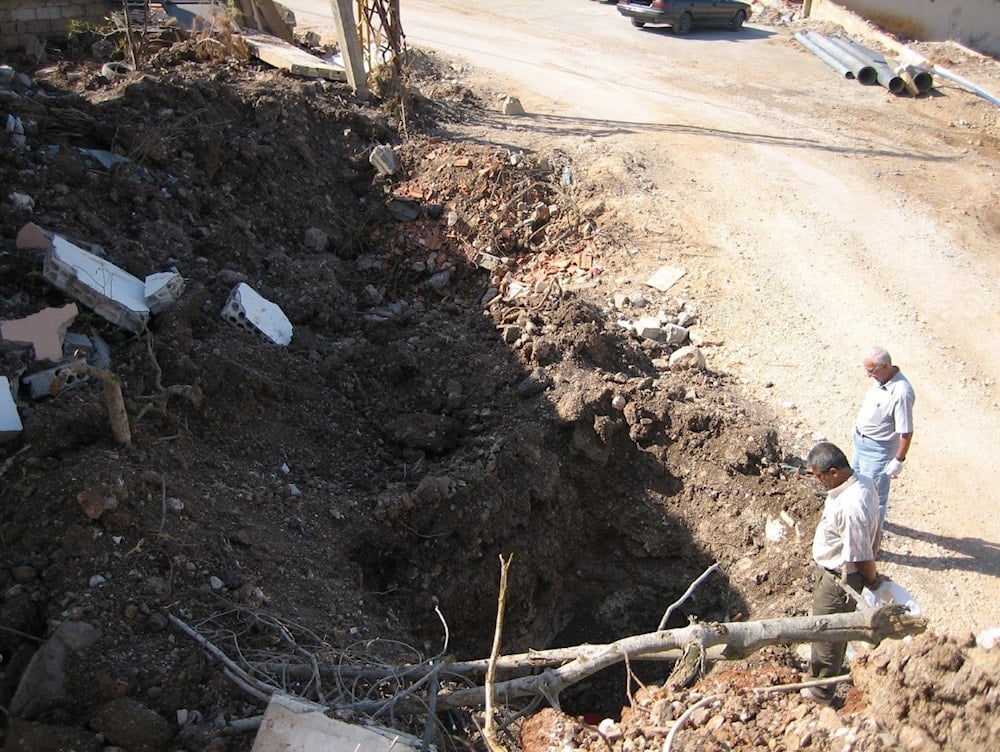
[808, 0, 1000, 57]
[0, 0, 109, 53]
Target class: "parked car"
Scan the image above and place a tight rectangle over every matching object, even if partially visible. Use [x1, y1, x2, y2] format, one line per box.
[616, 0, 752, 35]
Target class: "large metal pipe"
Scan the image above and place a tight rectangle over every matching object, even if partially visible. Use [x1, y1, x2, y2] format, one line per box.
[804, 32, 877, 85]
[794, 31, 853, 79]
[826, 36, 905, 94]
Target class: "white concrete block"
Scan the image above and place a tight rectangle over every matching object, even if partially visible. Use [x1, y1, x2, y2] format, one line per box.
[42, 235, 150, 332]
[1, 376, 22, 440]
[144, 271, 185, 314]
[221, 283, 293, 346]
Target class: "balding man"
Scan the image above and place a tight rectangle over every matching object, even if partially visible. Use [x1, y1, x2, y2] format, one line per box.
[852, 346, 915, 527]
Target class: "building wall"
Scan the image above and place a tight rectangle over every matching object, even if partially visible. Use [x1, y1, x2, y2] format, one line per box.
[809, 0, 1000, 57]
[0, 1, 109, 53]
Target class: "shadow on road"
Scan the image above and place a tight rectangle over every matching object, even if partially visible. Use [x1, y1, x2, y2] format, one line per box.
[881, 521, 1000, 577]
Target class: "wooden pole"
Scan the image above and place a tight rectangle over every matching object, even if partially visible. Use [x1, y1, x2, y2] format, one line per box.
[329, 0, 369, 99]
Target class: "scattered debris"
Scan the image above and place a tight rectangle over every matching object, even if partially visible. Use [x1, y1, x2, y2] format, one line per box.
[369, 144, 399, 175]
[646, 266, 686, 292]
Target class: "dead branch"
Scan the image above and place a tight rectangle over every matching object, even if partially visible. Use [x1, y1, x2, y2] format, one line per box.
[136, 333, 204, 421]
[432, 606, 927, 710]
[484, 554, 513, 752]
[53, 362, 131, 446]
[0, 444, 31, 480]
[663, 696, 718, 752]
[658, 563, 719, 630]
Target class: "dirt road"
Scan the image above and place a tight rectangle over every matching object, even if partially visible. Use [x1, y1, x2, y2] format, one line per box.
[287, 0, 1000, 637]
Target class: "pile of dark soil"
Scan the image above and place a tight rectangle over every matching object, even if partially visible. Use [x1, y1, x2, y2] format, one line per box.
[1, 31, 996, 752]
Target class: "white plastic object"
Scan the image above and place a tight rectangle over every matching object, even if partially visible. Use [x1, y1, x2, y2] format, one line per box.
[862, 580, 921, 615]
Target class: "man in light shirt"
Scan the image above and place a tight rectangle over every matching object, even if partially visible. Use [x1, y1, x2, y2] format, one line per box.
[802, 442, 882, 704]
[852, 346, 915, 526]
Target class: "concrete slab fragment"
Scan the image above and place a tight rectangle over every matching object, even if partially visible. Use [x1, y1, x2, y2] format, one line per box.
[42, 235, 150, 333]
[23, 364, 89, 400]
[251, 694, 420, 752]
[1, 376, 22, 440]
[221, 283, 293, 346]
[242, 28, 347, 81]
[646, 266, 686, 293]
[0, 303, 78, 361]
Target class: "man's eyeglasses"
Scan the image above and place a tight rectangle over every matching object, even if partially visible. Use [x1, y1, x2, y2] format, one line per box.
[864, 363, 884, 376]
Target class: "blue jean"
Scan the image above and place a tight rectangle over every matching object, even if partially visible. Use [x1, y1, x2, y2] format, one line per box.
[851, 429, 897, 526]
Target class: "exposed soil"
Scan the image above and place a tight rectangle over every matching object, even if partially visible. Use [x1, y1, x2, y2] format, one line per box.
[1, 8, 998, 752]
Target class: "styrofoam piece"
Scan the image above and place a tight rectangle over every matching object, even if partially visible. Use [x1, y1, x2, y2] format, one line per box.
[144, 271, 185, 314]
[221, 283, 293, 346]
[1, 376, 23, 439]
[23, 364, 89, 399]
[42, 235, 150, 332]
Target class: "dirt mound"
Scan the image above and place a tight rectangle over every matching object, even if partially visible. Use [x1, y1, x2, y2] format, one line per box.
[0, 32, 996, 752]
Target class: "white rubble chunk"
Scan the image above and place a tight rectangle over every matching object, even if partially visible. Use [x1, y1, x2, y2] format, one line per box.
[369, 145, 398, 176]
[646, 265, 686, 292]
[144, 271, 185, 314]
[1, 376, 22, 440]
[221, 283, 293, 346]
[251, 693, 421, 752]
[634, 316, 663, 341]
[43, 235, 150, 332]
[669, 345, 707, 370]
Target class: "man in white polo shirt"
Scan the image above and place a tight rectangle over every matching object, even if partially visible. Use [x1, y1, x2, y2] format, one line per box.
[852, 346, 915, 527]
[802, 441, 882, 704]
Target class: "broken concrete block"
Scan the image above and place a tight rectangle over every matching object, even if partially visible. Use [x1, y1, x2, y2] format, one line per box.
[646, 266, 686, 293]
[221, 283, 293, 346]
[1, 376, 22, 440]
[23, 363, 89, 399]
[144, 271, 184, 314]
[369, 145, 398, 176]
[0, 303, 78, 361]
[251, 693, 420, 752]
[42, 235, 150, 332]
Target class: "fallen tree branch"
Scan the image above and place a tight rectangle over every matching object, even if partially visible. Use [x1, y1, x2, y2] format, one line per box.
[658, 563, 719, 630]
[433, 606, 926, 710]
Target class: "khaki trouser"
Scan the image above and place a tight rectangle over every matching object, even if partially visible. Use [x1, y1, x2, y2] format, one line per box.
[810, 566, 865, 700]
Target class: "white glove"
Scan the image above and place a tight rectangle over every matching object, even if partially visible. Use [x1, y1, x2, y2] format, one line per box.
[885, 458, 904, 479]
